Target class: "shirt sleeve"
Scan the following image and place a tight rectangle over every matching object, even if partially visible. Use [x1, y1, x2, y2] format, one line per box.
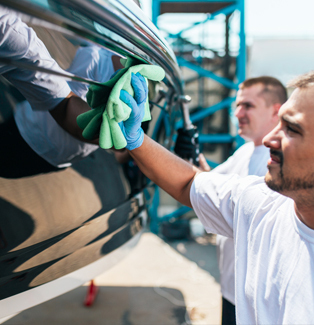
[0, 10, 71, 111]
[190, 171, 257, 237]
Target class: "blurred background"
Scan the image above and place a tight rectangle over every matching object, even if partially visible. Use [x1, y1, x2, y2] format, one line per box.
[142, 0, 314, 87]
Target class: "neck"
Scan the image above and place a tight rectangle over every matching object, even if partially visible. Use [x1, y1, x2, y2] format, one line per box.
[253, 138, 263, 147]
[294, 198, 314, 230]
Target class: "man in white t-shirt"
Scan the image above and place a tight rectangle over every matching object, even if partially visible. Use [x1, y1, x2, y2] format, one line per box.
[174, 76, 287, 324]
[117, 71, 314, 324]
[212, 76, 287, 324]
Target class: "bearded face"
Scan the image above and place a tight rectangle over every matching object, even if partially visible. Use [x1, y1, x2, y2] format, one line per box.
[263, 87, 314, 197]
[266, 149, 314, 192]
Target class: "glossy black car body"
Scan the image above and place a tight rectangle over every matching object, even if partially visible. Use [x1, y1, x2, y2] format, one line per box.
[0, 0, 184, 319]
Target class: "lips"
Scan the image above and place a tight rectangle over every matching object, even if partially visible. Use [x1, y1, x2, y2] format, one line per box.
[270, 150, 283, 164]
[270, 156, 280, 164]
[238, 119, 248, 126]
[238, 119, 249, 128]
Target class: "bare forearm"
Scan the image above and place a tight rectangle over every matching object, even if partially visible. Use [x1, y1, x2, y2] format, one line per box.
[129, 135, 201, 207]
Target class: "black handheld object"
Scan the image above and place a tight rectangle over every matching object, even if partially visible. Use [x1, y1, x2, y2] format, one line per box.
[174, 126, 200, 166]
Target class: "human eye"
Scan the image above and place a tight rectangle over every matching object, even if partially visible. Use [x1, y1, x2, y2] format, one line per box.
[244, 103, 253, 110]
[286, 124, 300, 135]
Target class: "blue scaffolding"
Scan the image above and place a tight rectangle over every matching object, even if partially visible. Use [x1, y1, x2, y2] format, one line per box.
[149, 0, 246, 234]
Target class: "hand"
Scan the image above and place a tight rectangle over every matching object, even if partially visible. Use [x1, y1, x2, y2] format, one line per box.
[198, 153, 211, 172]
[174, 126, 200, 166]
[119, 72, 148, 150]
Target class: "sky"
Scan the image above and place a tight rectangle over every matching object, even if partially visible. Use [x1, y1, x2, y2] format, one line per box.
[245, 0, 314, 39]
[141, 0, 314, 47]
[139, 0, 314, 84]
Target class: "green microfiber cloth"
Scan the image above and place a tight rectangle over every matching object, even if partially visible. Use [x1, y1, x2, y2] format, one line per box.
[77, 57, 165, 149]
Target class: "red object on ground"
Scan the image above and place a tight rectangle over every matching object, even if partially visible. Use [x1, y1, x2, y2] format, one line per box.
[84, 280, 99, 307]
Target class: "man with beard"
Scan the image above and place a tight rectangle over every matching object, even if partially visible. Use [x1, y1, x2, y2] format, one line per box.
[175, 76, 287, 325]
[119, 72, 314, 324]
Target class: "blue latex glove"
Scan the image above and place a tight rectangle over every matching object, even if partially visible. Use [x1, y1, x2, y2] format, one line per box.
[119, 72, 148, 150]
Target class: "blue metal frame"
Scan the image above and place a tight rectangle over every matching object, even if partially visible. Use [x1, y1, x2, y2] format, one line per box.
[150, 0, 246, 233]
[166, 4, 238, 37]
[175, 96, 236, 129]
[177, 57, 238, 89]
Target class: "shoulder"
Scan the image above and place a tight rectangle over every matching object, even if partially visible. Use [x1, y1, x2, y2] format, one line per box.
[253, 144, 270, 158]
[233, 142, 254, 156]
[239, 177, 273, 201]
[192, 171, 262, 203]
[213, 142, 254, 175]
[236, 177, 283, 216]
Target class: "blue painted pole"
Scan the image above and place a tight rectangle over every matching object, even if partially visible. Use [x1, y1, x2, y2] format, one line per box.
[149, 185, 160, 234]
[236, 0, 246, 148]
[150, 0, 247, 230]
[177, 57, 238, 89]
[199, 134, 234, 143]
[159, 205, 192, 223]
[174, 3, 238, 37]
[237, 0, 246, 83]
[175, 97, 236, 129]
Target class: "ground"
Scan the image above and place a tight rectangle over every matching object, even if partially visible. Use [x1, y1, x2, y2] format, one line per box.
[4, 227, 222, 325]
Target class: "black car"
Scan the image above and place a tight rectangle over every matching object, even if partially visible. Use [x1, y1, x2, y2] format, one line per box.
[0, 0, 185, 321]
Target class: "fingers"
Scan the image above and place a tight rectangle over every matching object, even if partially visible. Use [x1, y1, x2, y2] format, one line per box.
[120, 89, 142, 124]
[131, 72, 148, 104]
[120, 89, 137, 109]
[198, 153, 211, 172]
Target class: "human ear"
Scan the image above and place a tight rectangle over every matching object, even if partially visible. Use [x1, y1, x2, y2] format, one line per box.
[272, 103, 281, 118]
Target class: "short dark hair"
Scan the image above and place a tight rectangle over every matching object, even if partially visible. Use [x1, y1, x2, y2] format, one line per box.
[239, 76, 287, 106]
[287, 71, 314, 89]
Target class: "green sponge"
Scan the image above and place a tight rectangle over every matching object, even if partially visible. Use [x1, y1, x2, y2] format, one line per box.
[77, 58, 165, 149]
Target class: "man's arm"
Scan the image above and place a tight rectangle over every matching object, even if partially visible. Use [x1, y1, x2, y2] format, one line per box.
[120, 73, 245, 238]
[119, 73, 202, 207]
[130, 135, 201, 208]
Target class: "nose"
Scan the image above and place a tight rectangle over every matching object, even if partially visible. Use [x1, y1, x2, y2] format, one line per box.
[262, 125, 281, 150]
[235, 105, 245, 119]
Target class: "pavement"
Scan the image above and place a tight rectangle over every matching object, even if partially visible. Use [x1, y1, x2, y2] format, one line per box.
[4, 227, 222, 325]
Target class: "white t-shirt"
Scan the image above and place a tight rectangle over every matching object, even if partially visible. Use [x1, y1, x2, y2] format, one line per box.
[214, 142, 269, 305]
[190, 173, 314, 324]
[14, 46, 115, 167]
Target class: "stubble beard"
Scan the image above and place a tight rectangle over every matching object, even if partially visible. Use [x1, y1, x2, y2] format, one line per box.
[265, 152, 314, 192]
